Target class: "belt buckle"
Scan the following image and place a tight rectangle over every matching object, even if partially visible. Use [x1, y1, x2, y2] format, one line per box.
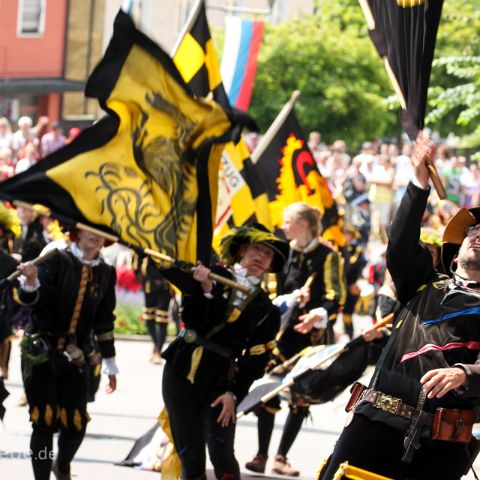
[374, 393, 401, 415]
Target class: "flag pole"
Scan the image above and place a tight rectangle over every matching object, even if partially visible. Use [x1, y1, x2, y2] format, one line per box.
[358, 0, 446, 200]
[170, 0, 203, 57]
[12, 201, 251, 294]
[0, 248, 59, 290]
[250, 90, 301, 164]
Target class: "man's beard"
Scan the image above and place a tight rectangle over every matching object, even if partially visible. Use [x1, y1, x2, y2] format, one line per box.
[458, 252, 480, 271]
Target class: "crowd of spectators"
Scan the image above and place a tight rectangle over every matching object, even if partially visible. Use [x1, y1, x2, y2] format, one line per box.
[305, 131, 480, 244]
[0, 115, 81, 180]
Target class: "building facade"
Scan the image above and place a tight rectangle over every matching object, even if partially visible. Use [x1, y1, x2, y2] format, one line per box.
[0, 0, 315, 125]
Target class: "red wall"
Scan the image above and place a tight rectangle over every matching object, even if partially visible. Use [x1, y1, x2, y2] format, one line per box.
[0, 0, 68, 78]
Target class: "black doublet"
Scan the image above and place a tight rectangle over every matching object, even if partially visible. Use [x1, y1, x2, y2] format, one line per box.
[276, 239, 344, 359]
[162, 264, 280, 401]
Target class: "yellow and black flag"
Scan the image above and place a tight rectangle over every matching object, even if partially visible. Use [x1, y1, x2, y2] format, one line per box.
[254, 108, 336, 233]
[172, 0, 272, 239]
[359, 0, 444, 139]
[0, 10, 233, 264]
[173, 0, 229, 109]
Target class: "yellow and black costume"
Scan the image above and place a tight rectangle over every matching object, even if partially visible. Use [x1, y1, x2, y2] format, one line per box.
[248, 237, 345, 474]
[19, 245, 116, 480]
[135, 255, 173, 361]
[162, 224, 287, 480]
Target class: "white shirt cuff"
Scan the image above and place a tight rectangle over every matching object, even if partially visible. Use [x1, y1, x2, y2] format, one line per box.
[19, 275, 41, 292]
[309, 307, 328, 329]
[273, 291, 300, 309]
[102, 357, 119, 375]
[412, 177, 430, 191]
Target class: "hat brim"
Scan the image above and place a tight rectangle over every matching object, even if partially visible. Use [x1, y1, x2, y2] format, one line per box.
[220, 224, 289, 273]
[441, 207, 480, 274]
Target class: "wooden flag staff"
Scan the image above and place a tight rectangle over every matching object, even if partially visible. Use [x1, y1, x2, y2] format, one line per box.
[12, 201, 251, 294]
[0, 247, 59, 290]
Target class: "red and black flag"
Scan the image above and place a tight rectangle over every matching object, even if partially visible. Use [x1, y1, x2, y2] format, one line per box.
[173, 0, 271, 240]
[359, 0, 444, 139]
[253, 107, 335, 233]
[0, 10, 233, 264]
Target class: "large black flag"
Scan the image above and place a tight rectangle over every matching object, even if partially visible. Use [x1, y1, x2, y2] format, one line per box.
[0, 11, 233, 264]
[359, 0, 443, 139]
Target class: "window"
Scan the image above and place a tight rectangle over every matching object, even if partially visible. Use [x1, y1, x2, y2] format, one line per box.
[18, 0, 46, 36]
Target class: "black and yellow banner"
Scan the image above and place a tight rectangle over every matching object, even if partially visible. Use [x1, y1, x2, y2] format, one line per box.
[360, 0, 443, 139]
[173, 0, 271, 241]
[173, 0, 229, 110]
[255, 109, 335, 229]
[0, 11, 233, 264]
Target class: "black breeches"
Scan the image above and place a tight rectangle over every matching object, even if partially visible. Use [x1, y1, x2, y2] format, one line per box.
[162, 363, 240, 480]
[23, 355, 89, 480]
[319, 414, 468, 480]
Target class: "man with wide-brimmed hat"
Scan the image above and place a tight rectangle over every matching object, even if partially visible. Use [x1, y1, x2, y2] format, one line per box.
[161, 223, 288, 480]
[319, 132, 480, 480]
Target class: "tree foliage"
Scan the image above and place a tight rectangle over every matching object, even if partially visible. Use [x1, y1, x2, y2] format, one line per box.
[249, 1, 400, 148]
[426, 1, 480, 146]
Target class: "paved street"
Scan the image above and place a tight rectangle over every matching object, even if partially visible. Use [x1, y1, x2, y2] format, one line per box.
[1, 334, 479, 479]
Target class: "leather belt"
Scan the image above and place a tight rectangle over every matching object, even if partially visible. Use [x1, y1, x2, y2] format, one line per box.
[358, 389, 476, 444]
[362, 390, 433, 425]
[179, 328, 232, 359]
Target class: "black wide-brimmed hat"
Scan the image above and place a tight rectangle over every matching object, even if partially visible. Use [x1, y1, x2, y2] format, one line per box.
[441, 207, 480, 275]
[220, 223, 289, 273]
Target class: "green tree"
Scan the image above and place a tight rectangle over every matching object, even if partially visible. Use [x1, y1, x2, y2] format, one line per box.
[249, 2, 400, 149]
[426, 1, 480, 147]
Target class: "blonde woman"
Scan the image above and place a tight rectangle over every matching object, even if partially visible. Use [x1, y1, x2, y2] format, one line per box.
[246, 202, 345, 476]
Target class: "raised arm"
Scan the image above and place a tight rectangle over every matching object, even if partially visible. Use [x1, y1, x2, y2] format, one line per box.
[386, 132, 438, 304]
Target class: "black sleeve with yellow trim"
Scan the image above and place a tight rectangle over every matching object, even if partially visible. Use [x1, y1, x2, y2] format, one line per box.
[93, 265, 117, 358]
[308, 248, 346, 317]
[229, 300, 280, 402]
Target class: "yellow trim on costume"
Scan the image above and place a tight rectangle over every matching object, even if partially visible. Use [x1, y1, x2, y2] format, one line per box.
[324, 252, 336, 301]
[249, 339, 276, 355]
[316, 458, 329, 479]
[343, 313, 353, 326]
[332, 461, 393, 480]
[97, 331, 114, 341]
[31, 406, 40, 424]
[44, 404, 53, 426]
[73, 409, 83, 431]
[227, 307, 242, 323]
[271, 347, 287, 363]
[13, 287, 39, 306]
[416, 284, 428, 292]
[155, 309, 169, 323]
[158, 407, 183, 480]
[60, 408, 68, 429]
[264, 405, 281, 415]
[186, 346, 204, 383]
[396, 0, 425, 7]
[249, 345, 266, 355]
